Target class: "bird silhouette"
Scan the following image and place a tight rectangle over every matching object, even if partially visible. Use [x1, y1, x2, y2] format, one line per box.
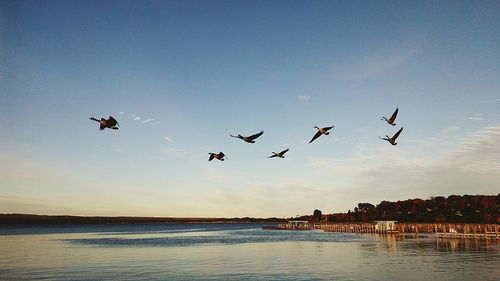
[269, 148, 289, 158]
[208, 152, 227, 161]
[309, 126, 334, 143]
[230, 130, 264, 143]
[381, 108, 398, 126]
[379, 127, 403, 145]
[89, 116, 119, 130]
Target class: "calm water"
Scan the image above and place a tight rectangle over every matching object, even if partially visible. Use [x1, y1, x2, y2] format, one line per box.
[0, 223, 498, 280]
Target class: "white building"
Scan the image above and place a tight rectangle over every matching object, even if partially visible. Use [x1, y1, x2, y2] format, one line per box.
[288, 220, 309, 227]
[374, 221, 397, 231]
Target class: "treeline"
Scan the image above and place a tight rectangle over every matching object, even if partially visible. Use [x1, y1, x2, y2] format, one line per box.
[0, 214, 286, 225]
[300, 194, 499, 223]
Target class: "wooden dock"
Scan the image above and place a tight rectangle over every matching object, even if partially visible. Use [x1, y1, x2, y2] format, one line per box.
[266, 222, 500, 240]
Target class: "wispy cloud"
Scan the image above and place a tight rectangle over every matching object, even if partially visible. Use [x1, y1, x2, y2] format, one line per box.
[203, 168, 233, 182]
[441, 126, 461, 134]
[163, 136, 174, 143]
[468, 117, 484, 121]
[162, 147, 188, 157]
[119, 112, 155, 124]
[202, 181, 325, 217]
[298, 95, 311, 102]
[0, 195, 80, 214]
[447, 126, 500, 172]
[305, 126, 500, 207]
[334, 45, 420, 82]
[467, 113, 484, 121]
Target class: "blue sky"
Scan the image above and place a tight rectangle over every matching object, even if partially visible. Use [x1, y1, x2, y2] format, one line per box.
[1, 0, 499, 217]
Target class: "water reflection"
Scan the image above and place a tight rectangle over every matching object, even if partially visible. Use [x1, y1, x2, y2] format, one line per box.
[436, 237, 499, 253]
[360, 233, 499, 254]
[1, 225, 499, 281]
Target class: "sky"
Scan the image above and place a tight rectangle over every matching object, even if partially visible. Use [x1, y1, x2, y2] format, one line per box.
[1, 0, 499, 217]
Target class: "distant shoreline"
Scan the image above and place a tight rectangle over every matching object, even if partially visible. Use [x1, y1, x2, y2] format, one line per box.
[0, 214, 286, 225]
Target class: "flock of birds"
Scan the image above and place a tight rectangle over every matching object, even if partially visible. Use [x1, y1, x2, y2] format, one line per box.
[379, 108, 403, 145]
[89, 107, 403, 162]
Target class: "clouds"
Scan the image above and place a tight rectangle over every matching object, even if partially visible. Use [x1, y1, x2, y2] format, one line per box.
[441, 126, 460, 134]
[305, 125, 500, 210]
[161, 135, 192, 158]
[201, 181, 326, 217]
[163, 136, 174, 143]
[333, 45, 420, 82]
[0, 195, 80, 214]
[369, 130, 499, 196]
[448, 126, 500, 172]
[467, 113, 484, 121]
[119, 111, 155, 124]
[162, 147, 188, 157]
[203, 168, 233, 182]
[298, 95, 311, 102]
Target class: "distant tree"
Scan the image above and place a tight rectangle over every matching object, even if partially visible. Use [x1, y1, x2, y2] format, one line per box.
[377, 201, 398, 220]
[313, 209, 322, 222]
[299, 194, 497, 224]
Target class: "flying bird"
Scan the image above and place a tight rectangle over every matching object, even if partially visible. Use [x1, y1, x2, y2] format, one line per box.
[381, 108, 398, 126]
[309, 126, 334, 143]
[89, 116, 119, 130]
[379, 127, 403, 145]
[208, 152, 227, 161]
[230, 130, 264, 143]
[269, 148, 289, 158]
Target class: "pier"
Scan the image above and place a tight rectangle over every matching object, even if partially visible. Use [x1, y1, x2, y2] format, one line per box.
[265, 222, 500, 239]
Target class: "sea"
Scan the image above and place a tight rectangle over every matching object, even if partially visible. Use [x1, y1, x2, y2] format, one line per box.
[0, 223, 498, 280]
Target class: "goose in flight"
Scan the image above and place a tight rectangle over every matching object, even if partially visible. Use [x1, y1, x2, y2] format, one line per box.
[381, 108, 398, 126]
[309, 126, 334, 143]
[230, 130, 264, 143]
[379, 127, 403, 145]
[90, 116, 119, 130]
[269, 148, 289, 158]
[209, 152, 227, 161]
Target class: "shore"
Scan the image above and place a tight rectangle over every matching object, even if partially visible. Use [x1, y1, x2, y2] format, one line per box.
[0, 213, 286, 225]
[267, 222, 500, 239]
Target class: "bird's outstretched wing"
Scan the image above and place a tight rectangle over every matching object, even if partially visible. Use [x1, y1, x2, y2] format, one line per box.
[388, 108, 398, 123]
[268, 154, 278, 158]
[309, 131, 322, 143]
[392, 127, 403, 140]
[280, 148, 289, 155]
[209, 154, 215, 161]
[324, 126, 334, 131]
[248, 130, 264, 140]
[108, 116, 118, 125]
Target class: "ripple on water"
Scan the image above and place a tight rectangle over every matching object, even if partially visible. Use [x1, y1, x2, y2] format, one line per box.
[1, 224, 499, 281]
